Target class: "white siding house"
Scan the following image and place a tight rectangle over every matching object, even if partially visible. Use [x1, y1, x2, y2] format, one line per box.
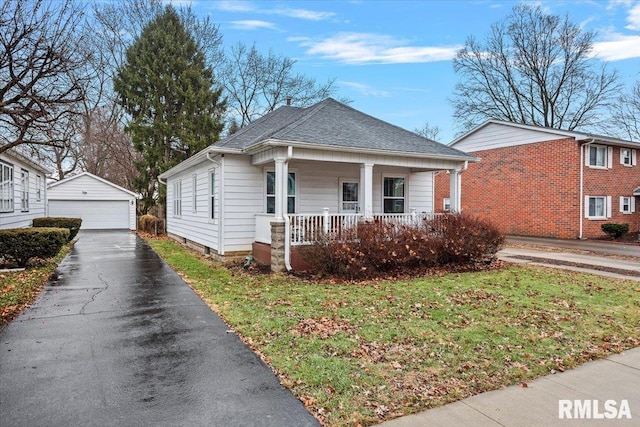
[159, 98, 476, 270]
[47, 172, 139, 230]
[0, 149, 49, 229]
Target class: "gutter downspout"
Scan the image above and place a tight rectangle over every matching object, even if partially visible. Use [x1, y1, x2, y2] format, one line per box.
[579, 139, 594, 240]
[207, 152, 224, 256]
[283, 146, 293, 271]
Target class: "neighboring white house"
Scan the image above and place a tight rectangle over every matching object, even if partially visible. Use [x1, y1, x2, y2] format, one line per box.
[47, 172, 139, 230]
[0, 148, 49, 229]
[158, 98, 476, 271]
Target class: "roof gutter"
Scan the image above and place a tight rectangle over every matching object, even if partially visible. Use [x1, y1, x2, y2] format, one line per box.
[579, 139, 595, 239]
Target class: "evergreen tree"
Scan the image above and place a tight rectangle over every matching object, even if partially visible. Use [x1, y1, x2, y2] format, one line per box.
[113, 6, 225, 214]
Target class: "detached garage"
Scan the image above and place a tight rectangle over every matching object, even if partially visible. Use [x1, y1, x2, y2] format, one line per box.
[48, 172, 139, 230]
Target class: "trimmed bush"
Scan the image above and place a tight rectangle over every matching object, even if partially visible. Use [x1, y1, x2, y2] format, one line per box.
[138, 214, 165, 235]
[0, 227, 70, 267]
[300, 213, 505, 279]
[33, 217, 82, 241]
[601, 223, 629, 239]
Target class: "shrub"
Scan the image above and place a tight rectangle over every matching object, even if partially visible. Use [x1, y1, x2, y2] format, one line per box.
[33, 217, 82, 241]
[0, 227, 69, 267]
[601, 223, 630, 239]
[138, 214, 165, 235]
[300, 213, 504, 279]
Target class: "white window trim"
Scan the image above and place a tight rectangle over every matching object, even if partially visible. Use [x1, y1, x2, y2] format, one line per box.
[586, 145, 612, 169]
[36, 174, 42, 202]
[443, 197, 451, 212]
[208, 168, 216, 222]
[21, 169, 29, 212]
[620, 148, 637, 167]
[0, 161, 14, 213]
[173, 180, 182, 218]
[339, 178, 359, 213]
[585, 195, 611, 220]
[382, 174, 407, 214]
[264, 168, 298, 215]
[620, 196, 635, 214]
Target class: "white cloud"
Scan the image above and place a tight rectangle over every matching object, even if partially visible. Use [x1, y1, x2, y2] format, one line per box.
[592, 33, 640, 60]
[298, 32, 462, 64]
[339, 81, 391, 97]
[273, 8, 335, 21]
[213, 1, 334, 21]
[215, 1, 256, 12]
[626, 2, 640, 30]
[229, 20, 277, 31]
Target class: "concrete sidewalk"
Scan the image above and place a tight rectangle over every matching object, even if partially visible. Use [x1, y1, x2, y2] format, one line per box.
[379, 347, 640, 426]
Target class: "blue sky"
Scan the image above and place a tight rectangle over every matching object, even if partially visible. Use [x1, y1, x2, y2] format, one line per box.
[188, 0, 640, 142]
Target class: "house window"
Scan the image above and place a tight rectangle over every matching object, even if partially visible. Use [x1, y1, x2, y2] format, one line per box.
[209, 170, 215, 220]
[36, 174, 42, 202]
[383, 177, 405, 213]
[0, 162, 13, 213]
[173, 180, 182, 217]
[192, 174, 197, 214]
[20, 169, 29, 212]
[587, 145, 607, 168]
[266, 171, 296, 214]
[620, 148, 636, 166]
[443, 198, 451, 212]
[340, 181, 359, 213]
[586, 196, 609, 219]
[620, 196, 635, 214]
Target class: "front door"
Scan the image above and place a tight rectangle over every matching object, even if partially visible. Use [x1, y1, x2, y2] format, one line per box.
[340, 181, 359, 213]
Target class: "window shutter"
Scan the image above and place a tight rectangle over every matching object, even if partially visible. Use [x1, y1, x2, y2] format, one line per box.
[631, 197, 636, 213]
[607, 147, 613, 168]
[606, 196, 612, 218]
[584, 196, 590, 218]
[633, 149, 637, 166]
[585, 146, 590, 166]
[619, 196, 624, 213]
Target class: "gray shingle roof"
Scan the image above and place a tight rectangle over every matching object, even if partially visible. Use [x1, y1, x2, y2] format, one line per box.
[216, 98, 473, 159]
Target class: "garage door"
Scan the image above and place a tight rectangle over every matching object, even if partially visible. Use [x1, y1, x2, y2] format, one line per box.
[49, 200, 130, 229]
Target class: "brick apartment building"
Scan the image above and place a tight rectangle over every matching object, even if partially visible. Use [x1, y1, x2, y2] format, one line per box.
[434, 120, 639, 239]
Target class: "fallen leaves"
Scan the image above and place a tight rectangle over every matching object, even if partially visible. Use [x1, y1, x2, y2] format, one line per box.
[291, 317, 355, 339]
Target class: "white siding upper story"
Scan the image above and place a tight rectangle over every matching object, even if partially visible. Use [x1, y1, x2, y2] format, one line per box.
[451, 121, 575, 152]
[0, 151, 48, 229]
[166, 154, 436, 254]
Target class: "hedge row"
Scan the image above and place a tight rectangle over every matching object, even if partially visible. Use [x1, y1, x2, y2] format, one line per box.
[33, 217, 82, 241]
[0, 227, 70, 267]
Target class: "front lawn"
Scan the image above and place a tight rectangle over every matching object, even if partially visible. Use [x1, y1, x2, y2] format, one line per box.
[147, 237, 640, 426]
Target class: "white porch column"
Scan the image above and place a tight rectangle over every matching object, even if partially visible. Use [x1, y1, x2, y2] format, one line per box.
[449, 169, 461, 213]
[360, 162, 374, 219]
[273, 158, 287, 220]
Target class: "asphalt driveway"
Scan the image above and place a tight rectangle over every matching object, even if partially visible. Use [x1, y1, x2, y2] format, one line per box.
[0, 231, 319, 427]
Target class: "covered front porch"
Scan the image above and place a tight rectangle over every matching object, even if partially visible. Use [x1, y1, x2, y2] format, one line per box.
[250, 145, 468, 271]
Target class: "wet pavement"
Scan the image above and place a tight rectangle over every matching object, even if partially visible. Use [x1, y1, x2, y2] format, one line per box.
[0, 231, 319, 427]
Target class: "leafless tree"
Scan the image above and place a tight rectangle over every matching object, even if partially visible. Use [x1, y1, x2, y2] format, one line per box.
[0, 0, 89, 155]
[609, 81, 640, 141]
[452, 4, 620, 134]
[220, 42, 338, 127]
[414, 122, 442, 141]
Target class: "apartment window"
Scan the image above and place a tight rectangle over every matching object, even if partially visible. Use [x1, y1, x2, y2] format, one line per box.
[0, 162, 13, 212]
[620, 196, 635, 214]
[383, 176, 405, 213]
[21, 169, 29, 212]
[192, 174, 197, 213]
[587, 145, 610, 168]
[443, 198, 451, 212]
[173, 180, 182, 217]
[586, 196, 610, 219]
[209, 170, 215, 220]
[340, 181, 359, 213]
[266, 171, 296, 214]
[36, 174, 42, 202]
[620, 148, 636, 166]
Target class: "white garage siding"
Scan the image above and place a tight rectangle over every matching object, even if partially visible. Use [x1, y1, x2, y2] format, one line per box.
[49, 200, 131, 229]
[47, 172, 138, 230]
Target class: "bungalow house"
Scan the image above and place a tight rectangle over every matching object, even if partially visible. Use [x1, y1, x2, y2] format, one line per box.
[434, 120, 640, 239]
[0, 147, 49, 229]
[158, 98, 476, 271]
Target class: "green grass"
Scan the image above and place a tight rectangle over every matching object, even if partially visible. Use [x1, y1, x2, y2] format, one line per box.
[0, 244, 72, 324]
[147, 237, 640, 426]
